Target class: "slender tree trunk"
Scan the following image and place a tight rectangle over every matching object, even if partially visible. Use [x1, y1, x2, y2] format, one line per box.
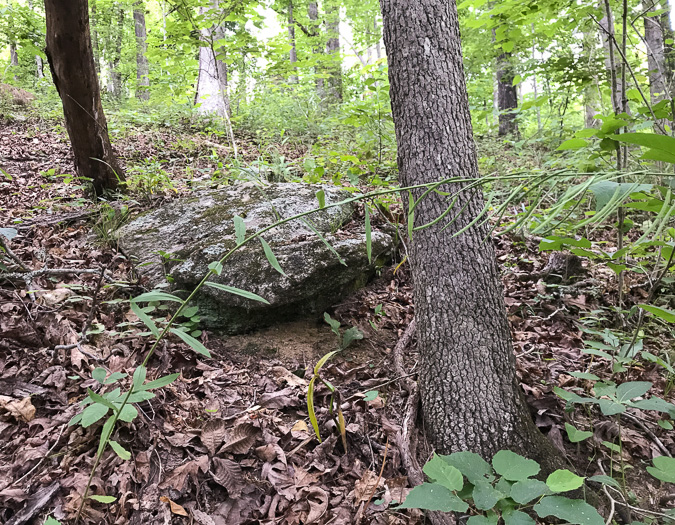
[90, 0, 101, 76]
[583, 30, 600, 127]
[288, 1, 298, 83]
[495, 50, 518, 136]
[375, 18, 382, 60]
[36, 56, 44, 79]
[134, 0, 150, 101]
[531, 29, 541, 133]
[195, 0, 230, 117]
[644, 3, 668, 101]
[380, 0, 562, 468]
[44, 0, 125, 196]
[600, 0, 624, 115]
[107, 4, 125, 99]
[325, 1, 342, 100]
[308, 1, 325, 96]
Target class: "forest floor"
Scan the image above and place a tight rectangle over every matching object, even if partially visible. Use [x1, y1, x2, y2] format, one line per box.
[0, 115, 674, 525]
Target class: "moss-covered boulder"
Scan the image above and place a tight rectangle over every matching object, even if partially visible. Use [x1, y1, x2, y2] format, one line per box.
[117, 183, 394, 333]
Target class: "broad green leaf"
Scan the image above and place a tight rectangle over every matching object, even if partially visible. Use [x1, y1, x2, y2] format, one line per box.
[132, 366, 147, 391]
[316, 189, 326, 209]
[132, 291, 183, 304]
[567, 372, 600, 381]
[558, 138, 588, 150]
[170, 327, 211, 357]
[609, 133, 675, 153]
[126, 390, 155, 403]
[97, 416, 115, 457]
[92, 367, 107, 384]
[639, 304, 675, 323]
[565, 423, 593, 443]
[365, 204, 372, 264]
[534, 496, 604, 525]
[616, 381, 652, 403]
[131, 302, 159, 337]
[323, 312, 341, 336]
[598, 398, 625, 416]
[205, 282, 270, 304]
[140, 373, 180, 391]
[313, 350, 340, 375]
[182, 306, 199, 318]
[503, 508, 536, 525]
[103, 372, 127, 385]
[81, 403, 109, 428]
[89, 495, 116, 504]
[109, 440, 131, 460]
[234, 215, 246, 245]
[589, 182, 652, 212]
[44, 517, 61, 525]
[117, 404, 138, 423]
[587, 475, 621, 488]
[422, 454, 463, 492]
[629, 397, 675, 417]
[441, 451, 495, 484]
[399, 483, 469, 512]
[472, 480, 504, 510]
[510, 479, 550, 504]
[208, 261, 223, 276]
[341, 326, 363, 350]
[492, 450, 540, 481]
[87, 389, 117, 411]
[467, 515, 499, 525]
[546, 470, 585, 493]
[363, 390, 378, 402]
[641, 148, 675, 164]
[260, 237, 287, 276]
[646, 455, 675, 483]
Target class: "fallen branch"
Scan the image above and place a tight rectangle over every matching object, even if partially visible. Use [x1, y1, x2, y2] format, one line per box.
[1, 267, 113, 284]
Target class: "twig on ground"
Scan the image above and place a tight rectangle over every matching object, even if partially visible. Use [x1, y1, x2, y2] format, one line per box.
[1, 267, 113, 284]
[621, 412, 672, 458]
[0, 234, 28, 271]
[5, 424, 67, 490]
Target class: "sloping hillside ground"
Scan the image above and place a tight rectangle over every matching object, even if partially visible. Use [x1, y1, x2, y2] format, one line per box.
[0, 117, 673, 524]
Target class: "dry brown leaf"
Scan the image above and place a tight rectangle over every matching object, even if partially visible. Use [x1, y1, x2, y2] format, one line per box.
[259, 387, 298, 409]
[303, 487, 329, 524]
[269, 366, 308, 388]
[354, 470, 382, 502]
[0, 395, 36, 422]
[211, 457, 243, 497]
[291, 420, 309, 433]
[201, 419, 227, 455]
[158, 455, 209, 493]
[160, 495, 188, 516]
[192, 508, 217, 525]
[219, 422, 259, 455]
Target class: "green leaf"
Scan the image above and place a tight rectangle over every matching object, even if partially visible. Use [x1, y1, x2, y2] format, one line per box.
[316, 189, 326, 209]
[510, 479, 550, 504]
[234, 215, 246, 245]
[646, 455, 675, 483]
[423, 454, 464, 492]
[616, 381, 652, 402]
[472, 480, 504, 510]
[492, 450, 540, 481]
[44, 517, 61, 525]
[182, 306, 199, 318]
[546, 470, 585, 493]
[97, 416, 115, 457]
[204, 282, 270, 304]
[589, 181, 653, 212]
[534, 496, 604, 525]
[365, 204, 372, 264]
[126, 391, 155, 403]
[341, 326, 363, 350]
[170, 327, 211, 357]
[467, 515, 499, 525]
[89, 495, 116, 504]
[260, 237, 286, 276]
[629, 397, 675, 417]
[140, 373, 180, 391]
[598, 398, 625, 415]
[558, 138, 588, 150]
[503, 508, 536, 525]
[399, 483, 469, 512]
[641, 148, 675, 164]
[0, 227, 18, 240]
[131, 301, 159, 337]
[87, 389, 117, 411]
[587, 475, 621, 488]
[441, 451, 495, 484]
[132, 366, 147, 391]
[609, 133, 675, 154]
[565, 423, 593, 443]
[109, 440, 131, 460]
[208, 261, 223, 276]
[81, 403, 109, 428]
[567, 372, 600, 381]
[323, 312, 342, 336]
[132, 291, 183, 304]
[307, 375, 320, 442]
[117, 404, 138, 423]
[363, 390, 378, 402]
[639, 304, 675, 323]
[92, 367, 107, 384]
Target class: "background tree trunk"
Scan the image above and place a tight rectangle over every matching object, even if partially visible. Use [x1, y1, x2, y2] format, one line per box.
[107, 4, 125, 99]
[90, 0, 101, 76]
[308, 1, 325, 96]
[325, 1, 342, 100]
[380, 0, 562, 468]
[195, 0, 230, 117]
[600, 0, 625, 115]
[45, 0, 124, 196]
[134, 0, 150, 101]
[644, 0, 673, 130]
[288, 1, 298, 83]
[583, 30, 600, 127]
[495, 50, 518, 136]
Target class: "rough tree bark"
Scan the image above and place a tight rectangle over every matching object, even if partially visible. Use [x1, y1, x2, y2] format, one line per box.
[380, 0, 562, 468]
[308, 1, 325, 95]
[90, 0, 101, 76]
[134, 0, 150, 101]
[195, 0, 230, 117]
[107, 3, 125, 99]
[583, 30, 601, 127]
[644, 0, 672, 127]
[45, 0, 124, 196]
[600, 0, 626, 115]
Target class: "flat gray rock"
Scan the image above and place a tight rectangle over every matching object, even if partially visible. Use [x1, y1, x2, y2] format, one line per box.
[117, 183, 394, 333]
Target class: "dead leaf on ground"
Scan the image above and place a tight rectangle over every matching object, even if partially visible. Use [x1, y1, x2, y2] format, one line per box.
[0, 395, 36, 422]
[160, 495, 188, 516]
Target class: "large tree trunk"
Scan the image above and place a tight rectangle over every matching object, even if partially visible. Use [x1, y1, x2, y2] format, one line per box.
[495, 50, 518, 136]
[195, 0, 230, 117]
[325, 1, 342, 100]
[134, 0, 150, 101]
[288, 1, 298, 83]
[45, 0, 124, 196]
[380, 0, 561, 468]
